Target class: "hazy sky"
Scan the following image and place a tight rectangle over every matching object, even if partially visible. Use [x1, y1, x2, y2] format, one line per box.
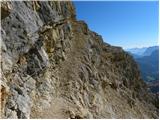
[74, 1, 158, 49]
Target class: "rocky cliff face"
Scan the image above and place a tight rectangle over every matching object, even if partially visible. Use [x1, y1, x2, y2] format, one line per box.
[1, 1, 158, 119]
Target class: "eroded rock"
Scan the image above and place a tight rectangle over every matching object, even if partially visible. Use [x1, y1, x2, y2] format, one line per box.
[1, 1, 158, 119]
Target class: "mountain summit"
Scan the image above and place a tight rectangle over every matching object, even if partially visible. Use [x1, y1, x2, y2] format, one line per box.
[1, 1, 158, 119]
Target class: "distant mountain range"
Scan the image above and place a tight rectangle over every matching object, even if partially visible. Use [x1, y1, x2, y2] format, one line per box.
[126, 46, 159, 93]
[127, 47, 147, 56]
[127, 46, 158, 58]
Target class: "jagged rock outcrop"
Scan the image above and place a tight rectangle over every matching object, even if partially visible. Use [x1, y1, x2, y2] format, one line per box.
[1, 1, 158, 119]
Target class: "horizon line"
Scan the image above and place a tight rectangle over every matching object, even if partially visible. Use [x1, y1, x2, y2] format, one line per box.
[123, 45, 159, 50]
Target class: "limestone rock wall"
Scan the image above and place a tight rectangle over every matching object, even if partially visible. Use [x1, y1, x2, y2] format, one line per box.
[1, 1, 158, 119]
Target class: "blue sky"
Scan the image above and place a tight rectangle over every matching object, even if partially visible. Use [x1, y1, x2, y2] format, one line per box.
[73, 1, 158, 49]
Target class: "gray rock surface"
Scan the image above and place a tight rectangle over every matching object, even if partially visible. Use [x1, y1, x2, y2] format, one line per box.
[1, 1, 158, 119]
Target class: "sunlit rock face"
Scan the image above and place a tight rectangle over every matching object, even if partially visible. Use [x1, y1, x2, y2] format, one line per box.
[1, 1, 158, 119]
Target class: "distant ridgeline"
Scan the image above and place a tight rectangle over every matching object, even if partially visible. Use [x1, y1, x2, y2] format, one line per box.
[126, 46, 159, 93]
